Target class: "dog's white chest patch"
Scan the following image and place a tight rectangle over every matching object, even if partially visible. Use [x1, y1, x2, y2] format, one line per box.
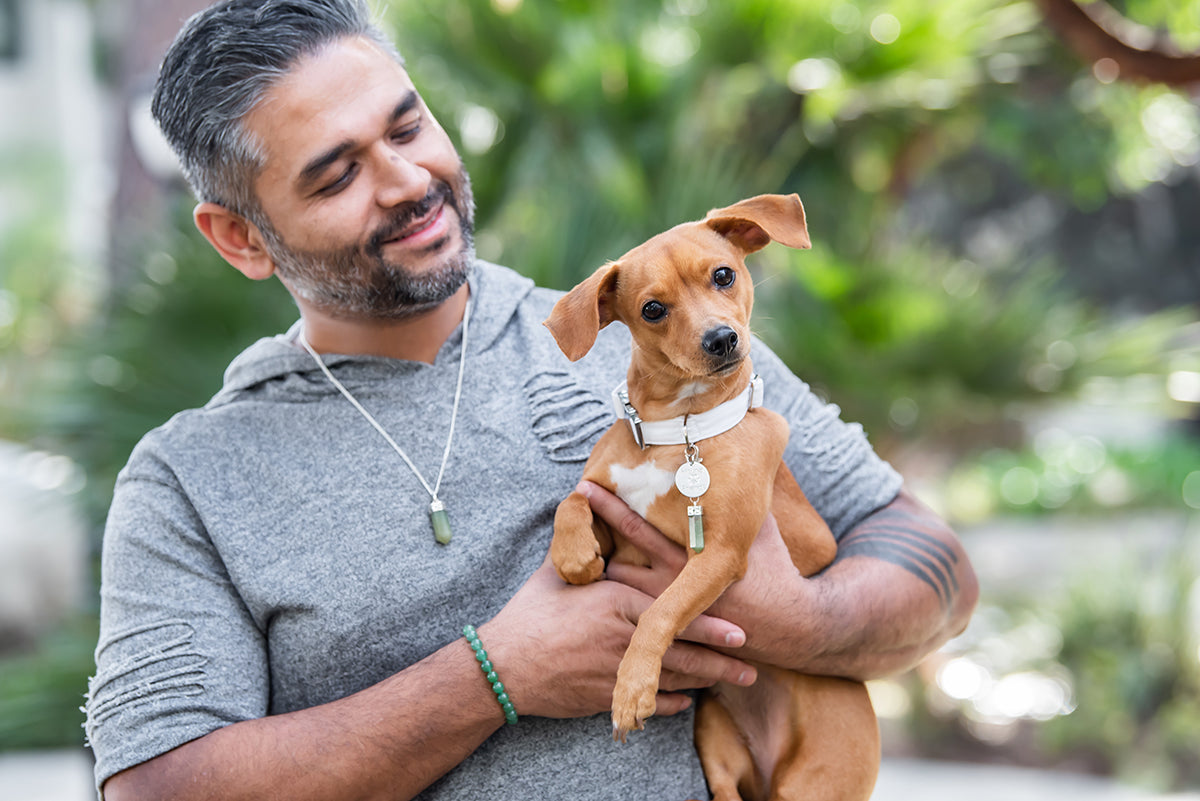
[609, 461, 675, 518]
[675, 381, 712, 403]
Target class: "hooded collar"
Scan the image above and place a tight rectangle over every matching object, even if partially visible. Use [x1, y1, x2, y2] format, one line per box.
[208, 260, 531, 406]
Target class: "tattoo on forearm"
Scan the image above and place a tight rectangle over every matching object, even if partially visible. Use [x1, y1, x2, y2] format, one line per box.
[837, 515, 960, 607]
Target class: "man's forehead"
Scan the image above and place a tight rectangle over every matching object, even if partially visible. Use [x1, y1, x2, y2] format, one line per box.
[243, 37, 418, 178]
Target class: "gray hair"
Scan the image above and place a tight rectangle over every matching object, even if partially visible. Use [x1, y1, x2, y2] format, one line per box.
[151, 0, 401, 227]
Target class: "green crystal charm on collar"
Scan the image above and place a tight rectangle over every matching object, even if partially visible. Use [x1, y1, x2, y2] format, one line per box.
[687, 504, 704, 553]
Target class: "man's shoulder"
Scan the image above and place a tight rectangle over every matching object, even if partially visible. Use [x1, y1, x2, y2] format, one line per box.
[474, 260, 564, 314]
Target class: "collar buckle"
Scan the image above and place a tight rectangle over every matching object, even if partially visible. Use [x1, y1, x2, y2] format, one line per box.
[615, 386, 647, 450]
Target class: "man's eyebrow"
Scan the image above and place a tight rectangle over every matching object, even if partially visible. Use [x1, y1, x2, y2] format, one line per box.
[298, 141, 354, 190]
[387, 90, 420, 127]
[296, 91, 421, 190]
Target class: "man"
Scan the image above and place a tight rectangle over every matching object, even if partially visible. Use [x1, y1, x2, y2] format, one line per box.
[85, 1, 978, 799]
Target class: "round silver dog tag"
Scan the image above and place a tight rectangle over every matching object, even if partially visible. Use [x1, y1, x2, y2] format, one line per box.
[675, 461, 711, 498]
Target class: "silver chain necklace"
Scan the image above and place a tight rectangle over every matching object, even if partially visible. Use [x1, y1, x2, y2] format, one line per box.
[297, 302, 471, 545]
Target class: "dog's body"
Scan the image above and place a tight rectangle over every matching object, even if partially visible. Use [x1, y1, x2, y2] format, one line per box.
[543, 194, 879, 801]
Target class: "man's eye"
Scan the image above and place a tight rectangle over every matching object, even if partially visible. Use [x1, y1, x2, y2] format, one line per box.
[641, 300, 667, 322]
[392, 122, 421, 143]
[318, 165, 358, 196]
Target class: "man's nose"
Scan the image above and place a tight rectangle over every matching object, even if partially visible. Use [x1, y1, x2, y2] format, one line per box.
[374, 147, 431, 208]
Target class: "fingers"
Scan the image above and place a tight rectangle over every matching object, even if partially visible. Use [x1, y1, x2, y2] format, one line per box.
[678, 612, 746, 649]
[605, 575, 746, 649]
[576, 481, 685, 568]
[653, 693, 693, 717]
[570, 481, 758, 703]
[660, 641, 757, 690]
[603, 559, 662, 596]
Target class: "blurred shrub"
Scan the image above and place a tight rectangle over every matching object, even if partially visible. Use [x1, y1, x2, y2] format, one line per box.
[0, 151, 103, 435]
[1045, 552, 1200, 789]
[915, 547, 1200, 791]
[756, 248, 1195, 442]
[946, 435, 1200, 520]
[0, 616, 96, 751]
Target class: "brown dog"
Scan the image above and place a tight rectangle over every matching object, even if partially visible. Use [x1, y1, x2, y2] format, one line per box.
[543, 194, 879, 801]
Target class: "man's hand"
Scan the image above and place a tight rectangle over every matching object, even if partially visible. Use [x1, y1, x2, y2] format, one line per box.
[578, 481, 811, 666]
[483, 544, 758, 721]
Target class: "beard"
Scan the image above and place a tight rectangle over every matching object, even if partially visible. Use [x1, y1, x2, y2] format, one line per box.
[258, 169, 476, 320]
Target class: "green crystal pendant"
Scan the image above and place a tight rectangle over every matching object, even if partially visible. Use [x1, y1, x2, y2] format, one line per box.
[687, 504, 704, 553]
[430, 499, 453, 545]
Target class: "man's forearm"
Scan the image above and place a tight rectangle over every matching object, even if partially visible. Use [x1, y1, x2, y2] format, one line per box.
[104, 637, 502, 801]
[756, 489, 979, 680]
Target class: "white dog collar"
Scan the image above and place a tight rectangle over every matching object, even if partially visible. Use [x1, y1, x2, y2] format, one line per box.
[611, 375, 764, 449]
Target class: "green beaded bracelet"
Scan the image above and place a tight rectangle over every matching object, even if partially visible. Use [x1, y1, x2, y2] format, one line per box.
[462, 624, 518, 725]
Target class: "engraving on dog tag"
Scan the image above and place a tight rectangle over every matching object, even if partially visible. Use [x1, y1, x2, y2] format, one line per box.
[675, 461, 711, 498]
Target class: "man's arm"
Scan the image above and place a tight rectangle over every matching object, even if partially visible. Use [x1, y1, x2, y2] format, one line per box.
[597, 482, 978, 681]
[103, 636, 506, 801]
[794, 488, 978, 678]
[104, 555, 756, 801]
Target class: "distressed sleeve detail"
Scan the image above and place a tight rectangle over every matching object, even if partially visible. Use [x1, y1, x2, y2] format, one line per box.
[523, 370, 613, 463]
[85, 620, 206, 732]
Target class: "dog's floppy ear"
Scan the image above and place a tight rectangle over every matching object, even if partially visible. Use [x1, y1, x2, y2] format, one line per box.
[543, 261, 621, 361]
[705, 193, 811, 254]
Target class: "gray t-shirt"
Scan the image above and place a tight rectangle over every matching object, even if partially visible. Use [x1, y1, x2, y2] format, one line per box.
[85, 261, 901, 799]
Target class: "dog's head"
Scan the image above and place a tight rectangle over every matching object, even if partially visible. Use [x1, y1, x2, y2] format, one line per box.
[544, 194, 810, 383]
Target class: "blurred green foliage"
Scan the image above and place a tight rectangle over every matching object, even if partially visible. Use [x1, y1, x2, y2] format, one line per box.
[917, 548, 1200, 791]
[945, 434, 1200, 520]
[0, 151, 102, 433]
[0, 616, 96, 751]
[1113, 0, 1200, 50]
[908, 544, 1200, 791]
[1044, 552, 1200, 789]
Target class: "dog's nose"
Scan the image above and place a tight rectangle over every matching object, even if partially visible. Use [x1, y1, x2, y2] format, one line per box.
[702, 326, 739, 358]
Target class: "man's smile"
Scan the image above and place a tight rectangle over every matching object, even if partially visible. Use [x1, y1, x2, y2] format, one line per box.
[383, 201, 450, 251]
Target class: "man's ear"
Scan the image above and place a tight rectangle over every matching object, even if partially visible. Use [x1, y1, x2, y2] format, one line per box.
[193, 202, 276, 280]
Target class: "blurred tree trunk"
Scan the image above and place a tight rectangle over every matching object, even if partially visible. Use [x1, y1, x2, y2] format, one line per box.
[1034, 0, 1200, 87]
[106, 0, 209, 283]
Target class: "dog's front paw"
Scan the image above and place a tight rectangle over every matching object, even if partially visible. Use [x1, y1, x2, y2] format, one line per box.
[553, 542, 605, 585]
[610, 674, 658, 742]
[551, 493, 605, 585]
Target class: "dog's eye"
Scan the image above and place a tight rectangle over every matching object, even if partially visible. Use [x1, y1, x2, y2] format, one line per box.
[713, 266, 736, 288]
[641, 300, 667, 322]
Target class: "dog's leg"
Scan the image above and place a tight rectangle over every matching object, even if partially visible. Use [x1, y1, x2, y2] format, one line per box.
[770, 464, 837, 577]
[692, 693, 762, 801]
[611, 545, 746, 738]
[550, 490, 609, 585]
[767, 675, 879, 801]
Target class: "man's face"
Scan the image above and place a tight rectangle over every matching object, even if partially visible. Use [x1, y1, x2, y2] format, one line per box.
[243, 36, 473, 319]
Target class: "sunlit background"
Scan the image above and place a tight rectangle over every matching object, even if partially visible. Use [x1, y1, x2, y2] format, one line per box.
[2, 0, 1199, 797]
